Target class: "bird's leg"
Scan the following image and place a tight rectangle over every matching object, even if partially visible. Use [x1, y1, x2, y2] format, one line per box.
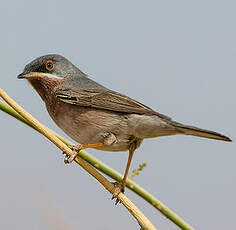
[112, 143, 136, 204]
[64, 142, 104, 164]
[71, 142, 104, 151]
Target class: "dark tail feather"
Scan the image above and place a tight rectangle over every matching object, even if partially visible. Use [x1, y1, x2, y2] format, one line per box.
[168, 121, 232, 142]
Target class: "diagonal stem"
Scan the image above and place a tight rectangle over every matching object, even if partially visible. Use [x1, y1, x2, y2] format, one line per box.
[0, 89, 194, 230]
[0, 88, 157, 230]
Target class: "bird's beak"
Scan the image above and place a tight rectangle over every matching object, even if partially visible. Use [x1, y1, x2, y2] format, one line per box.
[17, 72, 61, 80]
[17, 72, 45, 79]
[17, 72, 26, 79]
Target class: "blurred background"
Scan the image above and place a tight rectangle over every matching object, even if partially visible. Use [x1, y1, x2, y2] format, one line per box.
[0, 1, 235, 229]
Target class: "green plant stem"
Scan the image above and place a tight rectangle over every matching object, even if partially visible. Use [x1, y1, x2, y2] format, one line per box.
[0, 100, 194, 230]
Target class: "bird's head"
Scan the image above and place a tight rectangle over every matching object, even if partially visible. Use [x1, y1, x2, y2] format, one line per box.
[17, 54, 81, 102]
[17, 54, 79, 81]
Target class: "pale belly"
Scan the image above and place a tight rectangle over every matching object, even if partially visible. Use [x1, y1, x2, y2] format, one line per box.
[46, 101, 134, 151]
[45, 99, 177, 152]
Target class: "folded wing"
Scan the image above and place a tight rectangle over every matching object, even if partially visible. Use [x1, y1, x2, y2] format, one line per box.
[54, 78, 171, 120]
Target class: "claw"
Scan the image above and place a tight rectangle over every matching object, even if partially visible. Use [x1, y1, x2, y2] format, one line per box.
[64, 155, 69, 164]
[63, 151, 78, 164]
[111, 196, 121, 205]
[111, 181, 125, 205]
[63, 143, 103, 164]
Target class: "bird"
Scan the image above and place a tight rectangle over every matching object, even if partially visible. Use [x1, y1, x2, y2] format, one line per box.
[17, 54, 231, 201]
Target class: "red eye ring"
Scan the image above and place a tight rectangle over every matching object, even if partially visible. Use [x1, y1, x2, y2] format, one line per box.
[45, 60, 54, 71]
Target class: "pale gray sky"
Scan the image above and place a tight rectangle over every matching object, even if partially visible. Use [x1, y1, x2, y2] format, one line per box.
[0, 1, 235, 229]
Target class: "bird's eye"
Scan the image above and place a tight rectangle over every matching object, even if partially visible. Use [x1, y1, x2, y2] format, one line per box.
[45, 60, 54, 71]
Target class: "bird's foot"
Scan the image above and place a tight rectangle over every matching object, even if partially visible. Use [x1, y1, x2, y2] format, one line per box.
[70, 144, 84, 152]
[62, 144, 88, 164]
[111, 181, 125, 205]
[63, 143, 104, 164]
[63, 150, 78, 164]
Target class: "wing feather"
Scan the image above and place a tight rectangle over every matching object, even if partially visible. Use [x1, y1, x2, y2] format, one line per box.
[54, 80, 171, 120]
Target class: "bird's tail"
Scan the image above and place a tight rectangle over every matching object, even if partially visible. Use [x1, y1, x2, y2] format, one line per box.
[167, 120, 232, 142]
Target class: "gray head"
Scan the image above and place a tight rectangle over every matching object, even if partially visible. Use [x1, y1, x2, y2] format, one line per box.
[17, 54, 83, 80]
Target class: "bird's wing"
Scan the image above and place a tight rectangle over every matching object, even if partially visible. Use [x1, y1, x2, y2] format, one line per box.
[54, 78, 171, 120]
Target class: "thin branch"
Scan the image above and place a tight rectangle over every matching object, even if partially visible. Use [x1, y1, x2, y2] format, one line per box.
[0, 88, 157, 230]
[0, 90, 195, 230]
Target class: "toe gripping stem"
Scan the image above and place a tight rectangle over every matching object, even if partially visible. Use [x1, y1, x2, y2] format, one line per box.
[64, 151, 78, 164]
[111, 181, 125, 205]
[63, 142, 104, 164]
